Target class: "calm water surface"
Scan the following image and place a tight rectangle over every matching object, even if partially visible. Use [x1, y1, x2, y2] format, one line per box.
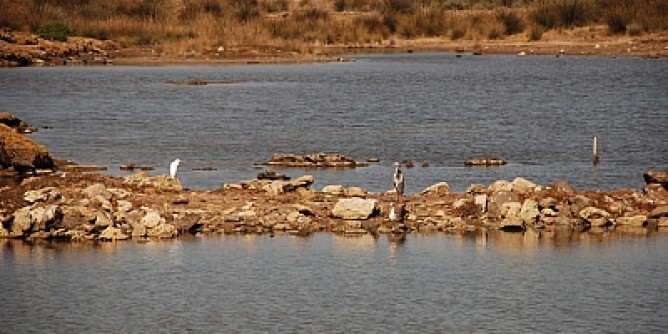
[1, 232, 667, 332]
[0, 53, 666, 192]
[1, 53, 667, 332]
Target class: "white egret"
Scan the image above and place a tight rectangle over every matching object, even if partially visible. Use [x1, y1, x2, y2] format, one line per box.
[389, 202, 397, 222]
[170, 158, 181, 179]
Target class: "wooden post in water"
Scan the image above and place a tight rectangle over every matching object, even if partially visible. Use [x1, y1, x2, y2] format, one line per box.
[592, 136, 599, 166]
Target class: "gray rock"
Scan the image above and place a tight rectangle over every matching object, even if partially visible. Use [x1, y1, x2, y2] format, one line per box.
[332, 198, 378, 220]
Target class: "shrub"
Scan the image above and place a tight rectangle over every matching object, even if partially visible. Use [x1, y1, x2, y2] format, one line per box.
[496, 9, 525, 35]
[529, 25, 544, 41]
[37, 22, 74, 41]
[531, 2, 559, 29]
[605, 8, 629, 34]
[555, 0, 594, 27]
[451, 27, 466, 40]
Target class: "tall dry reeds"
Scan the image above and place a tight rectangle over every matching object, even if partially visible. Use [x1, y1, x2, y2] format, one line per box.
[0, 0, 666, 51]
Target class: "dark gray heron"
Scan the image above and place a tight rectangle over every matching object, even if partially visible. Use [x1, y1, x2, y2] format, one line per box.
[393, 163, 404, 202]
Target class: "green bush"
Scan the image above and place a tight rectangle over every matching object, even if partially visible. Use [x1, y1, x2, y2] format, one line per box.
[37, 22, 74, 42]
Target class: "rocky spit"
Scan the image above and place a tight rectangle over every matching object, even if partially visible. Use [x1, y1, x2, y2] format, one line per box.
[1, 113, 668, 243]
[0, 30, 116, 67]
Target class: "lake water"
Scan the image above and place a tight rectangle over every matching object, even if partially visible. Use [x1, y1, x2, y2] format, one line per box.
[1, 232, 668, 332]
[0, 53, 666, 193]
[1, 53, 668, 332]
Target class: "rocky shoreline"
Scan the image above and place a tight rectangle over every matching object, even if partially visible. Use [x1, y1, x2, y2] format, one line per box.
[1, 113, 668, 243]
[2, 28, 667, 67]
[1, 165, 668, 243]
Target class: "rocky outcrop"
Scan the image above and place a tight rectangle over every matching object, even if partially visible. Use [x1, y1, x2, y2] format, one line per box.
[1, 30, 116, 67]
[465, 156, 506, 166]
[0, 112, 36, 133]
[0, 123, 55, 174]
[259, 152, 367, 168]
[644, 170, 668, 189]
[1, 170, 666, 243]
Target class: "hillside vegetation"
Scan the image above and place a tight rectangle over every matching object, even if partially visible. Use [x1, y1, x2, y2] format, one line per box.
[1, 0, 667, 54]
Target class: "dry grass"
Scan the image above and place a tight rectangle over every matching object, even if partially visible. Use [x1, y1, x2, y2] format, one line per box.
[1, 0, 666, 53]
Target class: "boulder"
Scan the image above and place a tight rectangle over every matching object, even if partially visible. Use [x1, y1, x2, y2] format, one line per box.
[488, 190, 519, 218]
[11, 207, 32, 236]
[332, 198, 378, 220]
[322, 185, 345, 195]
[60, 205, 97, 229]
[421, 182, 450, 196]
[261, 152, 361, 168]
[123, 172, 182, 190]
[0, 112, 36, 133]
[82, 183, 112, 201]
[99, 226, 128, 241]
[0, 123, 54, 173]
[345, 187, 367, 197]
[489, 180, 512, 193]
[29, 204, 62, 231]
[648, 206, 668, 219]
[512, 177, 538, 195]
[579, 207, 612, 227]
[499, 202, 524, 230]
[141, 208, 165, 228]
[643, 170, 668, 188]
[520, 199, 539, 225]
[147, 223, 177, 238]
[615, 215, 647, 227]
[23, 187, 60, 203]
[549, 180, 576, 194]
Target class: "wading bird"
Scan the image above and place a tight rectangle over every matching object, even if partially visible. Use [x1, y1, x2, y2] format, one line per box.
[170, 158, 181, 179]
[393, 163, 404, 202]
